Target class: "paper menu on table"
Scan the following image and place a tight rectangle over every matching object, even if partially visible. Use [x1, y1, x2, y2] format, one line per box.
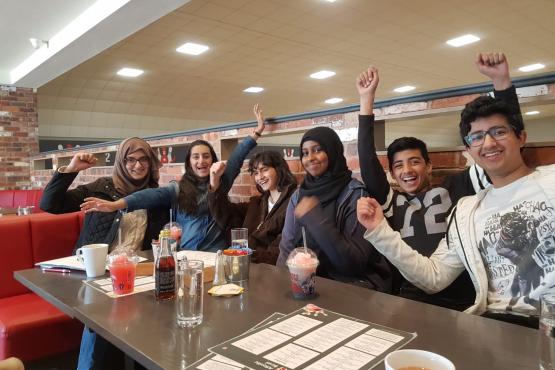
[209, 306, 416, 370]
[186, 313, 286, 369]
[82, 276, 155, 298]
[36, 255, 147, 271]
[176, 250, 216, 267]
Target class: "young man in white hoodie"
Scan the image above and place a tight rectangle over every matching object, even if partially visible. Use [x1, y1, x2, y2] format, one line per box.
[357, 53, 555, 328]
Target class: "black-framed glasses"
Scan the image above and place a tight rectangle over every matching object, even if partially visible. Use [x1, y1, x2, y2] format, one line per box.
[125, 156, 150, 166]
[464, 125, 513, 147]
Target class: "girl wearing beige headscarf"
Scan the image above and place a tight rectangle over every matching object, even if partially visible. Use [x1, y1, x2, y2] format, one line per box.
[40, 136, 168, 252]
[40, 137, 170, 370]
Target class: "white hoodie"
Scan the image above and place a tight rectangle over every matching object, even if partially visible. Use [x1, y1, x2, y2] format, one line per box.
[364, 164, 555, 315]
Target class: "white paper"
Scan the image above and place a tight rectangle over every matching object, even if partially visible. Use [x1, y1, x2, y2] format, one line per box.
[269, 314, 322, 337]
[231, 328, 291, 355]
[365, 328, 404, 343]
[303, 346, 375, 370]
[344, 333, 395, 356]
[211, 355, 246, 368]
[176, 250, 216, 267]
[294, 318, 368, 352]
[196, 359, 242, 370]
[263, 343, 320, 369]
[36, 255, 147, 271]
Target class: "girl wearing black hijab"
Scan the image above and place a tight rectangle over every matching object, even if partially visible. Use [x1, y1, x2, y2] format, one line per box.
[277, 126, 393, 293]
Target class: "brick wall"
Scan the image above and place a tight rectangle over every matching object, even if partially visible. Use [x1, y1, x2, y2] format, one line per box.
[0, 85, 38, 189]
[29, 84, 555, 201]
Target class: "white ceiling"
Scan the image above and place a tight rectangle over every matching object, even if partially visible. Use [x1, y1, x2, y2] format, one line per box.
[0, 0, 96, 81]
[0, 0, 190, 86]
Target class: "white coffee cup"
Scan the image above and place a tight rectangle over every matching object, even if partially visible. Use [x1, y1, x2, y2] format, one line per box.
[76, 243, 109, 278]
[385, 349, 455, 370]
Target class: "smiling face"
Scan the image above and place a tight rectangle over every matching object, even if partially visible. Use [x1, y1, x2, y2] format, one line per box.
[124, 150, 150, 181]
[391, 149, 432, 195]
[189, 144, 214, 178]
[252, 163, 279, 193]
[301, 140, 329, 177]
[465, 113, 526, 180]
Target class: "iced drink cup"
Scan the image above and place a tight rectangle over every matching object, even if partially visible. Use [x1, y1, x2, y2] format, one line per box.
[108, 253, 139, 295]
[286, 247, 319, 299]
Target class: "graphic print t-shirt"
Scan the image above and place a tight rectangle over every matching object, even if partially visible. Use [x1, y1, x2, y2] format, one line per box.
[476, 172, 555, 316]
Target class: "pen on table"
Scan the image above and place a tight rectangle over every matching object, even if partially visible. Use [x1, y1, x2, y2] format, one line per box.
[41, 267, 71, 274]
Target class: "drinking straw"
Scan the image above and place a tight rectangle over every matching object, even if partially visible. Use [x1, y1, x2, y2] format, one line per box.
[118, 227, 122, 251]
[302, 226, 308, 254]
[170, 208, 173, 224]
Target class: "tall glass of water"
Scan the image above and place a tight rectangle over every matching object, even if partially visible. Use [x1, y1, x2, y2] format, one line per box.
[231, 228, 248, 249]
[176, 260, 203, 328]
[540, 293, 555, 370]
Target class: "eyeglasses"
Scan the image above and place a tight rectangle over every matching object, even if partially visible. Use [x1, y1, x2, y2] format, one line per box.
[125, 156, 150, 166]
[464, 125, 513, 147]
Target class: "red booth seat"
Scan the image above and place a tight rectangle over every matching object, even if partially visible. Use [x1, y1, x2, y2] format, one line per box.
[0, 190, 44, 212]
[0, 212, 84, 361]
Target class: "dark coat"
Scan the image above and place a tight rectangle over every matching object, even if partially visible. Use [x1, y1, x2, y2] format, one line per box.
[208, 184, 296, 265]
[40, 171, 168, 253]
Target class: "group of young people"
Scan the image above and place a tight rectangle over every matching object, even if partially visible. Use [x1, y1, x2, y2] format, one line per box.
[40, 52, 554, 369]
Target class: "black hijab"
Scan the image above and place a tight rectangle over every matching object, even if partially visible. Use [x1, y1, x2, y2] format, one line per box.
[298, 126, 352, 206]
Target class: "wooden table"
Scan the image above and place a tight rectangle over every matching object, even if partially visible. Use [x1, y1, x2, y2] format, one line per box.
[15, 264, 540, 370]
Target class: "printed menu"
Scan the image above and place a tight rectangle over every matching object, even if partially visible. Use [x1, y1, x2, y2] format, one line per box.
[186, 313, 286, 369]
[208, 305, 415, 370]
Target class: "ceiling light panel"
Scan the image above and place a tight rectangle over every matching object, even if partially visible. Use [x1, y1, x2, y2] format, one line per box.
[310, 70, 336, 79]
[518, 63, 545, 72]
[176, 42, 210, 55]
[446, 34, 480, 47]
[243, 87, 264, 93]
[325, 97, 343, 104]
[117, 68, 144, 77]
[393, 85, 415, 93]
[525, 111, 540, 115]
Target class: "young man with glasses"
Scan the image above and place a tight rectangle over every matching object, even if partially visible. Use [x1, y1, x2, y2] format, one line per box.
[356, 53, 521, 311]
[357, 56, 555, 327]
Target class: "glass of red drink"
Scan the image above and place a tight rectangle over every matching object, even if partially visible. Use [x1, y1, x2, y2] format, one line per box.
[108, 253, 140, 295]
[164, 222, 182, 251]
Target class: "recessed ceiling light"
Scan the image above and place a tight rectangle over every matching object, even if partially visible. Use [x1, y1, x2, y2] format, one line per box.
[525, 110, 540, 115]
[518, 63, 545, 72]
[243, 87, 264, 93]
[325, 97, 343, 104]
[446, 34, 480, 47]
[310, 70, 336, 79]
[176, 42, 210, 55]
[117, 68, 144, 77]
[324, 0, 337, 2]
[393, 85, 415, 93]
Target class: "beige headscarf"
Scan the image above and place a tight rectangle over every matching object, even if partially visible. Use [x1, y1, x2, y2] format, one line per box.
[112, 137, 162, 196]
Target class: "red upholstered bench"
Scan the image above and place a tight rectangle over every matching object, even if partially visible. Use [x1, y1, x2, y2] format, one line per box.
[0, 190, 44, 213]
[0, 212, 84, 361]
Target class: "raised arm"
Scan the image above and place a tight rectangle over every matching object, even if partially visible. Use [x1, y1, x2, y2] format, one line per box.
[356, 67, 392, 207]
[357, 197, 465, 292]
[445, 52, 522, 194]
[215, 104, 265, 194]
[40, 153, 98, 214]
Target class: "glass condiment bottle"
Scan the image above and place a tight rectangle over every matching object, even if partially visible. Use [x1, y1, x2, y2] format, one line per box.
[155, 230, 175, 300]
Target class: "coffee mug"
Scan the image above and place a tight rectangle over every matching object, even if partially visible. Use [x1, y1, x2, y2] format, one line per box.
[384, 349, 455, 370]
[76, 243, 109, 278]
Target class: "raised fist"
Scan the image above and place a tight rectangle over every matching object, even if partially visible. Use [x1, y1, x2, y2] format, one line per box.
[65, 153, 97, 173]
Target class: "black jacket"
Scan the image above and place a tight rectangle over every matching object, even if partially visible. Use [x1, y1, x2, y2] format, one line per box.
[40, 171, 168, 253]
